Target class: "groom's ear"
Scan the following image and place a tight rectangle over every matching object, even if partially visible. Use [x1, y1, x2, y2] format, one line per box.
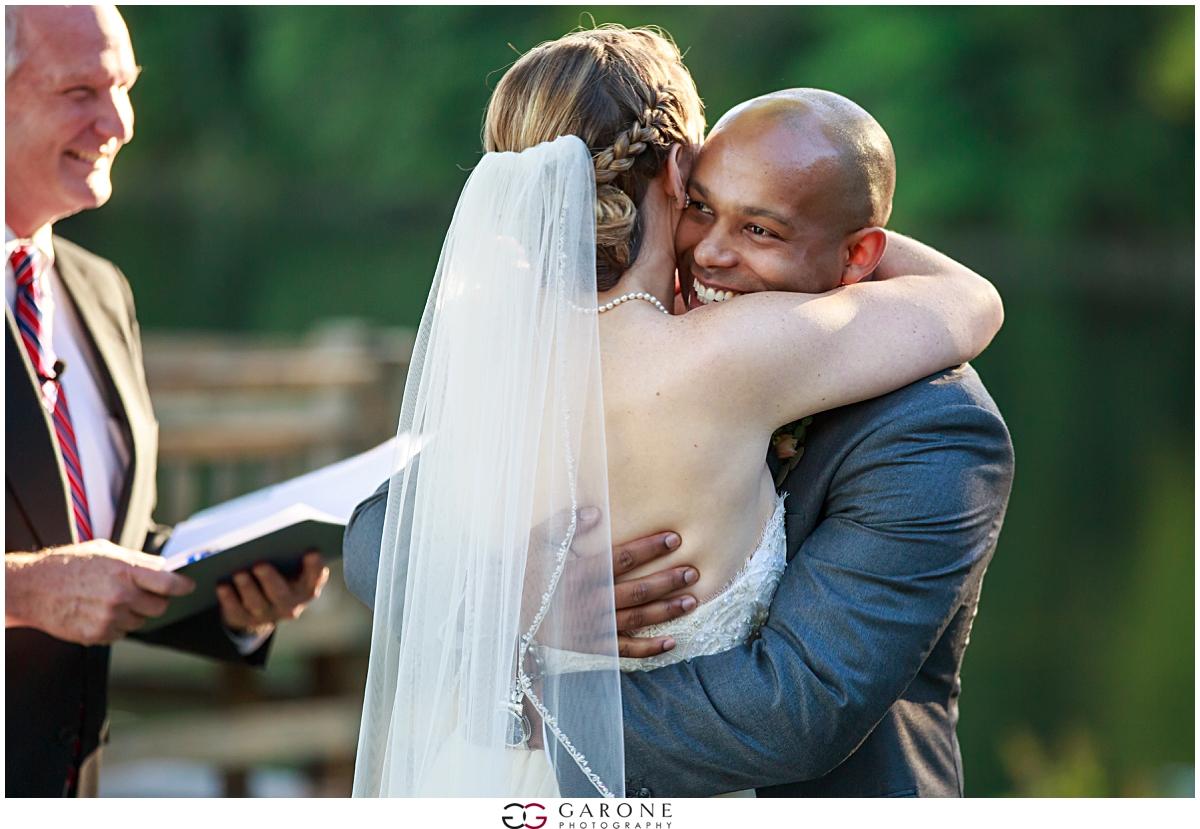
[840, 227, 887, 285]
[664, 143, 690, 209]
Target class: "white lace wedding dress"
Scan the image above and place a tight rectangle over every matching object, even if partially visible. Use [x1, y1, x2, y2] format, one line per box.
[508, 494, 789, 796]
[356, 138, 783, 798]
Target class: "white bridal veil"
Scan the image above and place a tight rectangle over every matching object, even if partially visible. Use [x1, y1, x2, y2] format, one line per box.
[353, 136, 624, 797]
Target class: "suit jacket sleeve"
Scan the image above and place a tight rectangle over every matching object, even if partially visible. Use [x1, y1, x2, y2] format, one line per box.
[619, 378, 1014, 796]
[342, 477, 392, 610]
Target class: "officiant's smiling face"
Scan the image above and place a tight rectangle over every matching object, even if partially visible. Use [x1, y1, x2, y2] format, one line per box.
[675, 91, 894, 307]
[4, 5, 139, 237]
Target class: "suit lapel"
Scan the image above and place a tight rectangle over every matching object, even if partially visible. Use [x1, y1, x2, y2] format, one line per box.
[4, 309, 75, 547]
[52, 242, 141, 546]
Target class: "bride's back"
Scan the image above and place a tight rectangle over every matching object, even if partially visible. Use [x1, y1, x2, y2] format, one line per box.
[484, 27, 777, 602]
[598, 313, 780, 602]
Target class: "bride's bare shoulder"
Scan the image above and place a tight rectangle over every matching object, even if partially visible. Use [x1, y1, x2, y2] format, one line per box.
[666, 291, 821, 368]
[619, 294, 821, 418]
[651, 286, 898, 427]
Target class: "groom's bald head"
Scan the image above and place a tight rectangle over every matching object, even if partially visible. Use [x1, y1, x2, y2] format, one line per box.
[676, 89, 896, 299]
[710, 89, 895, 235]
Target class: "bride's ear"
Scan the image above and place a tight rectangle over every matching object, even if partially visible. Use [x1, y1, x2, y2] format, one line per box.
[664, 143, 689, 210]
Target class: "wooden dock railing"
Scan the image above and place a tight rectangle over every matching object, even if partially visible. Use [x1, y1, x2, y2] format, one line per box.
[105, 320, 413, 797]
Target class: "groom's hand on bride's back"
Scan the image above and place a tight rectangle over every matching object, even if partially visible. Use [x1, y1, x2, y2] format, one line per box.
[526, 509, 697, 658]
[607, 524, 697, 658]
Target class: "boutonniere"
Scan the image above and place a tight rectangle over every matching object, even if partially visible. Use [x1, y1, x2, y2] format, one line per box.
[770, 416, 813, 487]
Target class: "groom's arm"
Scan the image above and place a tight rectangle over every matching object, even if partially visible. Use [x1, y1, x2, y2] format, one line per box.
[343, 478, 391, 610]
[342, 477, 698, 651]
[619, 378, 1014, 796]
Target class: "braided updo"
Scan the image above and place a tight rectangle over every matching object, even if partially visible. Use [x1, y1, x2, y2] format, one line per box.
[484, 26, 705, 290]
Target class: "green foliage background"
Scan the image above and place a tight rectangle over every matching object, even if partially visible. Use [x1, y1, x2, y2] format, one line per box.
[58, 5, 1194, 796]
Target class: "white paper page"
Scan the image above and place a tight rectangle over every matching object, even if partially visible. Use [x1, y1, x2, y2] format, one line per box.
[161, 433, 423, 561]
[163, 503, 343, 571]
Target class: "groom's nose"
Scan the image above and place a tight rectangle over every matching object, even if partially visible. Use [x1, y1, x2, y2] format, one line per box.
[691, 228, 738, 271]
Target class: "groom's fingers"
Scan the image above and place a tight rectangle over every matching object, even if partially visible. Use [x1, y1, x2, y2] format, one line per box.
[612, 531, 682, 577]
[613, 565, 698, 610]
[529, 506, 603, 552]
[616, 594, 698, 633]
[618, 635, 677, 659]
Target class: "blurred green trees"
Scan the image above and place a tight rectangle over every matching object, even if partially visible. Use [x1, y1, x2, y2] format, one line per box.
[58, 5, 1193, 796]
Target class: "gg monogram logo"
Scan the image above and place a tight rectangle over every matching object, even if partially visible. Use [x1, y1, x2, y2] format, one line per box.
[500, 803, 547, 829]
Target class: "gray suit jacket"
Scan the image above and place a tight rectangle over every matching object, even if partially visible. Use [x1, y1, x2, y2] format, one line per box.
[342, 364, 1013, 797]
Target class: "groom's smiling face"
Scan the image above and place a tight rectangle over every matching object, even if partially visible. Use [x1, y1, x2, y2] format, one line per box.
[675, 96, 884, 306]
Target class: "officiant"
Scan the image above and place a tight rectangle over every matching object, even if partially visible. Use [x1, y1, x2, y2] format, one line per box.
[4, 5, 328, 797]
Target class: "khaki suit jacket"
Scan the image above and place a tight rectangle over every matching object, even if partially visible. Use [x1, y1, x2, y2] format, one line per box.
[5, 236, 267, 797]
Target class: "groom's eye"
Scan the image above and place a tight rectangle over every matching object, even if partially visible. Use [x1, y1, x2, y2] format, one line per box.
[688, 198, 713, 215]
[747, 224, 775, 238]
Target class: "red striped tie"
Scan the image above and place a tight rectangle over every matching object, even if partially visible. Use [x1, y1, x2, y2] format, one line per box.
[10, 245, 94, 542]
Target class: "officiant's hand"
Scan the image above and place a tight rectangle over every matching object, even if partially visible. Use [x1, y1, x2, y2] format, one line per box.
[4, 541, 196, 645]
[216, 552, 330, 637]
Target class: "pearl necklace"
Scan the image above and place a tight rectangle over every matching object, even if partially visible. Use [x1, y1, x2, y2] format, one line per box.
[592, 292, 670, 315]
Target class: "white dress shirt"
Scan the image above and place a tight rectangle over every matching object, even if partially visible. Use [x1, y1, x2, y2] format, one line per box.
[5, 225, 125, 543]
[6, 225, 270, 655]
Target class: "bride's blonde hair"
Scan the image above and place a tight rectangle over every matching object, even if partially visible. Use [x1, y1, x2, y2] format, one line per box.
[484, 25, 705, 290]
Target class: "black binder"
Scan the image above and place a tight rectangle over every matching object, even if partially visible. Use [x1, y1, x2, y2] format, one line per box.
[140, 516, 344, 632]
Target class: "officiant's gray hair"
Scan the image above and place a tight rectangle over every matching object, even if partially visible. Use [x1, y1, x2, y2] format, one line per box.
[6, 6, 24, 80]
[484, 25, 705, 291]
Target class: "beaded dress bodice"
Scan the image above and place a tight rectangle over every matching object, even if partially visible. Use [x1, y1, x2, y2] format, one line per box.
[620, 494, 787, 673]
[535, 494, 787, 682]
[509, 495, 788, 798]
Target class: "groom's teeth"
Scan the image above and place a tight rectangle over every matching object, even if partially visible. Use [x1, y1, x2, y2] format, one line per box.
[694, 282, 740, 305]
